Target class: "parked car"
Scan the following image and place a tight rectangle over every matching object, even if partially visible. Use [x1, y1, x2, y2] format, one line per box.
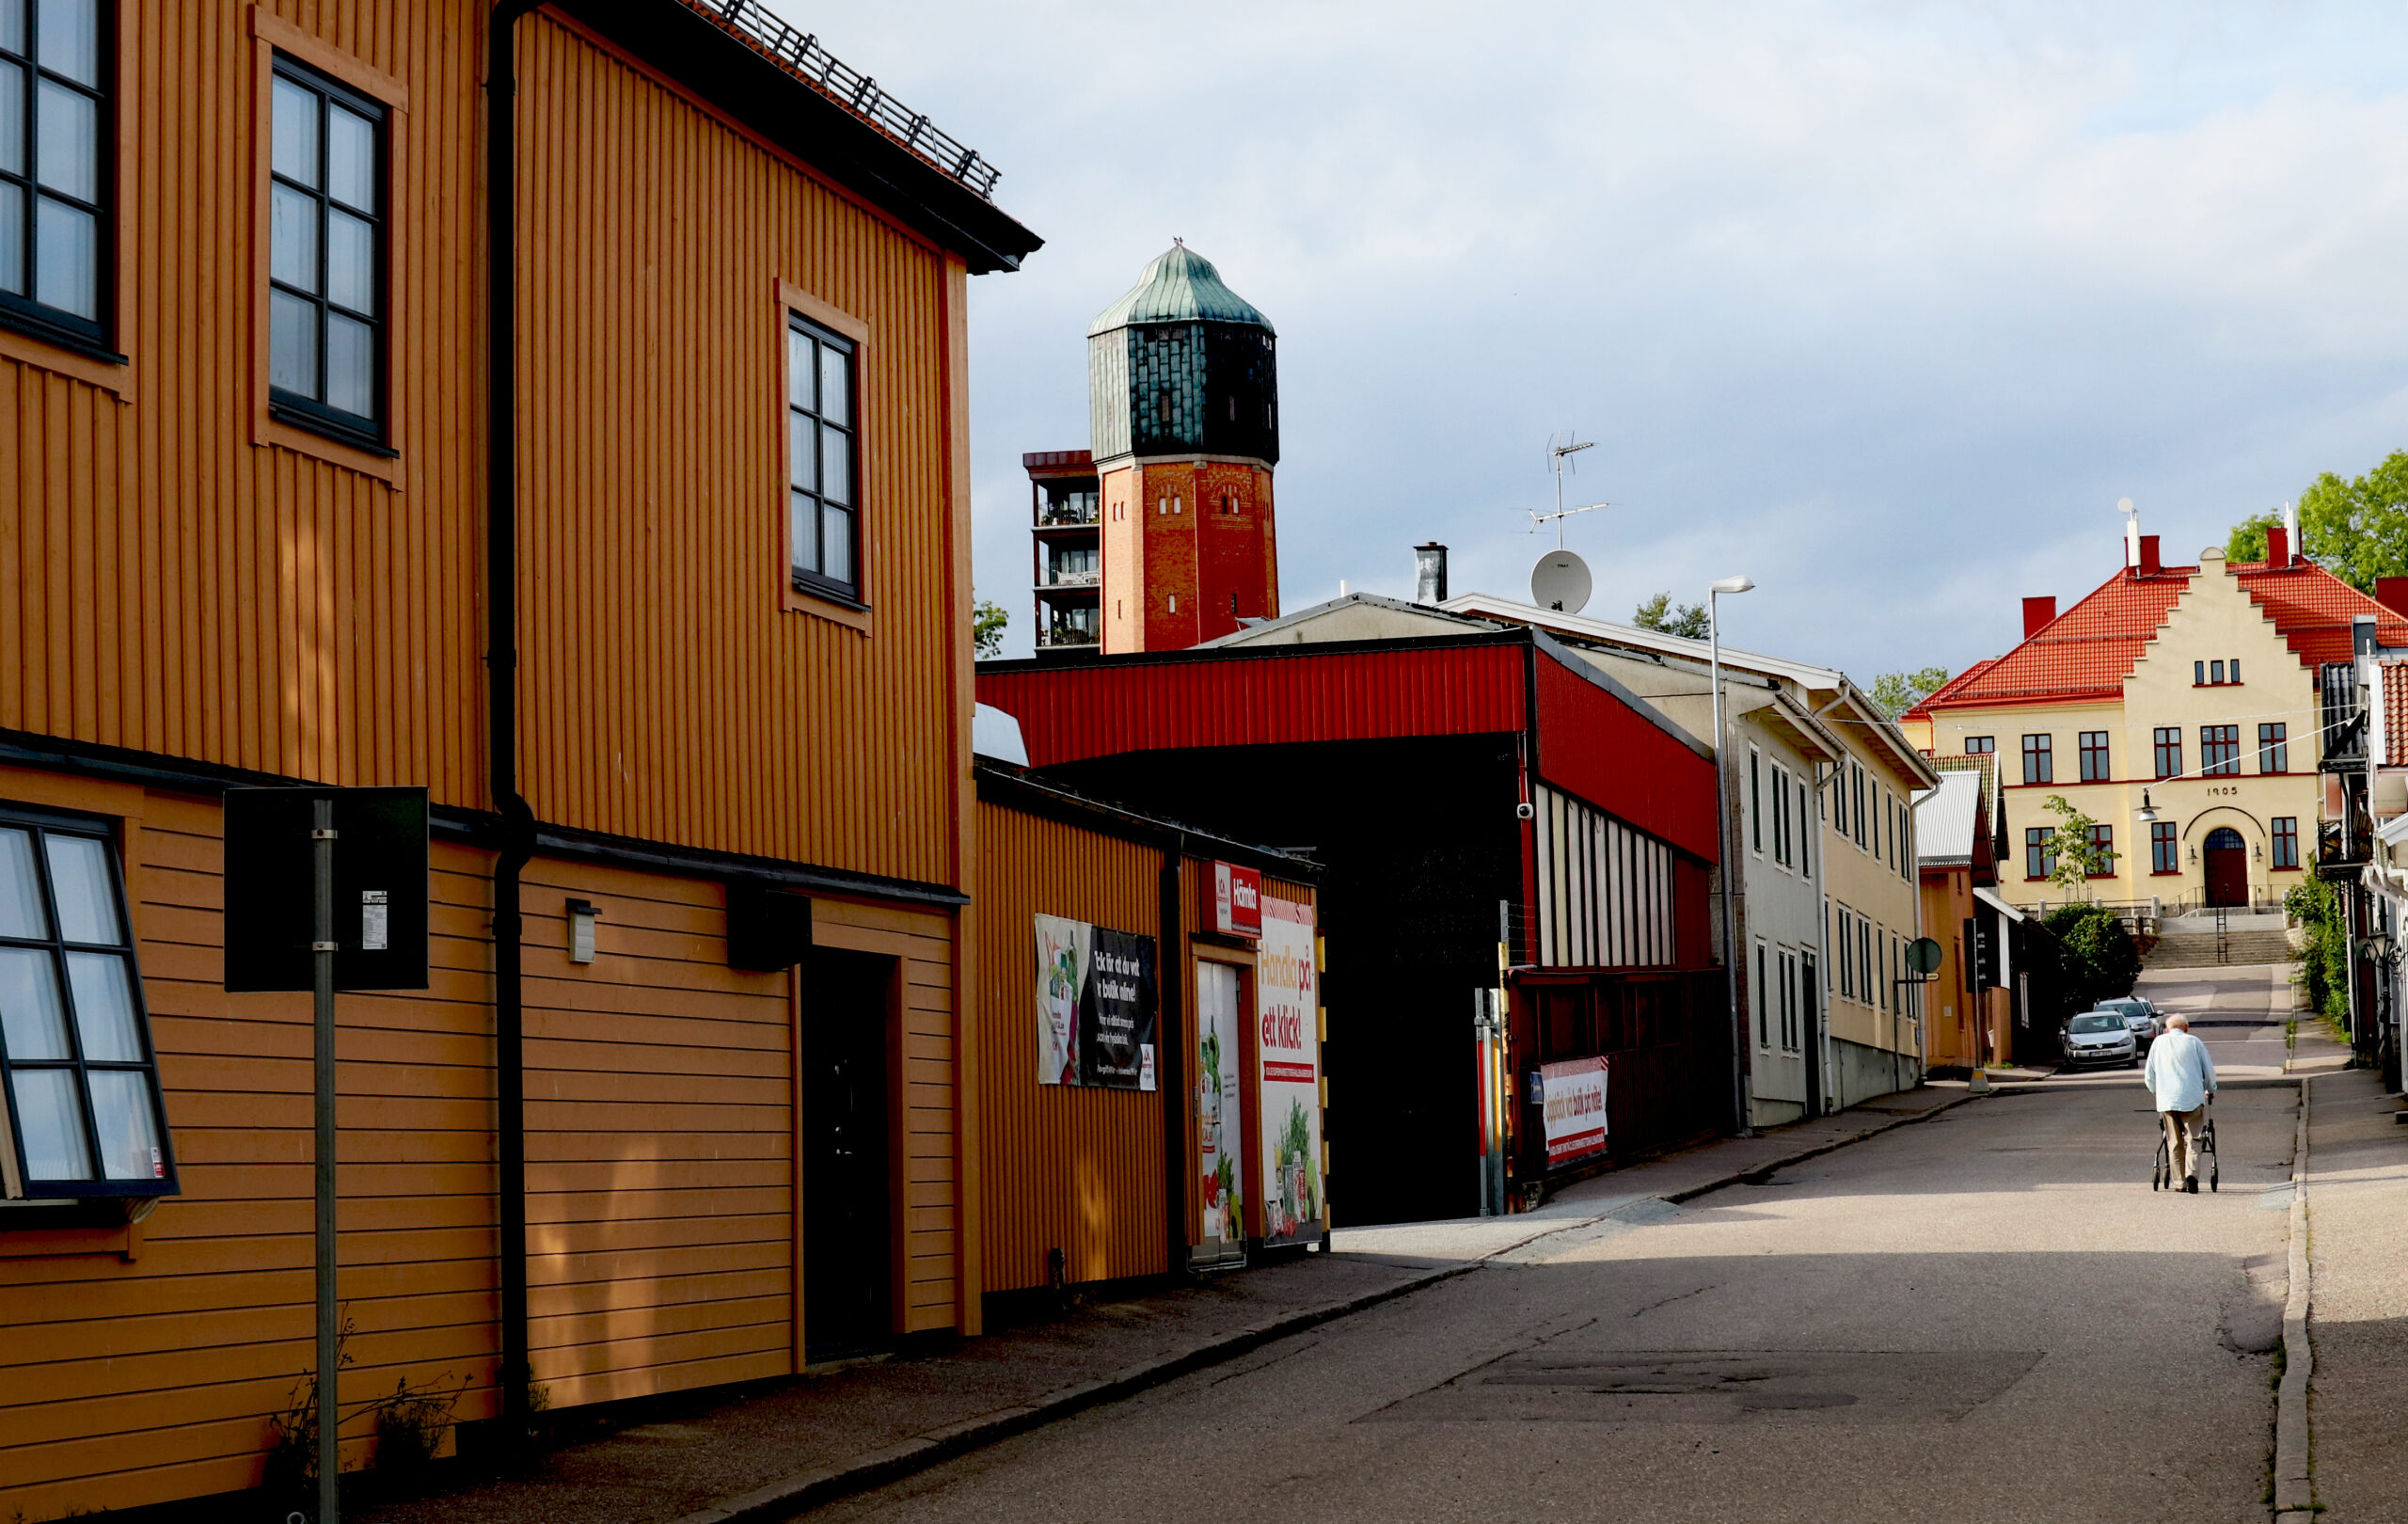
[2060, 1011, 2140, 1070]
[2094, 996, 2161, 1051]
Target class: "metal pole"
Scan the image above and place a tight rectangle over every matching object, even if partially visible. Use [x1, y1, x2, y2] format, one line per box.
[312, 797, 339, 1524]
[1710, 594, 1746, 1135]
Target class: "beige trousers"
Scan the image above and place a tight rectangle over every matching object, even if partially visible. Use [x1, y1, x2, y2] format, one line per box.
[2162, 1105, 2207, 1180]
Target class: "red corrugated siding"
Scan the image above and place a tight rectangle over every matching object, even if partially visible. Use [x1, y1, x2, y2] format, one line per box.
[1529, 655, 1719, 863]
[976, 643, 1529, 769]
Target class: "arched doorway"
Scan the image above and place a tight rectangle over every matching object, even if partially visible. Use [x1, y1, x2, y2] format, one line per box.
[2203, 826, 2249, 908]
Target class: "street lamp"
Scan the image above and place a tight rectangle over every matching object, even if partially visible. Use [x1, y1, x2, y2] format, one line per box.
[1709, 575, 1754, 1135]
[2136, 790, 2159, 825]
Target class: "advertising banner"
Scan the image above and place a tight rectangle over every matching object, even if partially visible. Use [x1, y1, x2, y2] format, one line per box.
[1539, 1056, 1609, 1166]
[1213, 862, 1262, 939]
[1257, 895, 1323, 1245]
[1196, 960, 1244, 1246]
[1034, 914, 1158, 1089]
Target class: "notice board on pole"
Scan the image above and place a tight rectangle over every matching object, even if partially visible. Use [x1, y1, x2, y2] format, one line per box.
[222, 787, 431, 992]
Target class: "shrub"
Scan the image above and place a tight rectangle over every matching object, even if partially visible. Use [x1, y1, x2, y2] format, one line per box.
[2042, 901, 2140, 1012]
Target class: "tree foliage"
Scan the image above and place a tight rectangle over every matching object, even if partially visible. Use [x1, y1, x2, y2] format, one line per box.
[2224, 448, 2408, 590]
[2041, 794, 2112, 898]
[972, 596, 1009, 659]
[1632, 591, 1711, 639]
[1867, 666, 1950, 720]
[2041, 901, 2140, 1012]
[2286, 878, 2348, 1023]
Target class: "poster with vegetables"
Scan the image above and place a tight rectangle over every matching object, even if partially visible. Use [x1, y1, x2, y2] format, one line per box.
[1033, 914, 1157, 1090]
[1196, 960, 1244, 1244]
[1257, 895, 1323, 1245]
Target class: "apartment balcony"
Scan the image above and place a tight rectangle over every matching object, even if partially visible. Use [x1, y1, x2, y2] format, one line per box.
[1038, 624, 1100, 648]
[1039, 570, 1101, 590]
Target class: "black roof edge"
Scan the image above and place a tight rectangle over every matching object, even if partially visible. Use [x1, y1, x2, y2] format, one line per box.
[554, 0, 1042, 275]
[976, 626, 1535, 675]
[974, 758, 1321, 881]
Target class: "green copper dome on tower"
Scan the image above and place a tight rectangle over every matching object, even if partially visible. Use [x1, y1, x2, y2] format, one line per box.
[1087, 240, 1275, 338]
[1087, 241, 1279, 467]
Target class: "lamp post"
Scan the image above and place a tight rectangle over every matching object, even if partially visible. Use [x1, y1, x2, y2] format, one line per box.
[1710, 575, 1754, 1135]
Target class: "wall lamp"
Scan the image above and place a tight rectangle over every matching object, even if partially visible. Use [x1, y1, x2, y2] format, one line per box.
[566, 898, 600, 964]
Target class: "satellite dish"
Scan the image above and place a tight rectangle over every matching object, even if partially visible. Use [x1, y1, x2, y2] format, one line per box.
[1531, 550, 1592, 614]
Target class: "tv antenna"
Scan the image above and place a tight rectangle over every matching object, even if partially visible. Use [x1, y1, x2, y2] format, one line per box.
[1532, 435, 1608, 548]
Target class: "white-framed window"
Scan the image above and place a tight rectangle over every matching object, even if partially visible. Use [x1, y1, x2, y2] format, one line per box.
[1749, 747, 1763, 855]
[787, 310, 862, 602]
[1755, 939, 1770, 1049]
[1771, 763, 1791, 868]
[1779, 947, 1799, 1051]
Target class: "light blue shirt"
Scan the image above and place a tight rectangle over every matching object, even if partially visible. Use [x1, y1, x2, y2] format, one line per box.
[2145, 1029, 2216, 1114]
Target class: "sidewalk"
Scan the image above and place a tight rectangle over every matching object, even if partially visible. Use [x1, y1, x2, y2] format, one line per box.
[350, 1084, 1977, 1524]
[2300, 1062, 2408, 1523]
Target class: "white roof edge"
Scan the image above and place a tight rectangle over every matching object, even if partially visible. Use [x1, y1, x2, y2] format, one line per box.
[1972, 885, 2022, 918]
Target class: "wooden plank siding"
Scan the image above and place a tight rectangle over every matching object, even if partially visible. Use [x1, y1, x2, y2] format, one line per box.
[973, 800, 1167, 1294]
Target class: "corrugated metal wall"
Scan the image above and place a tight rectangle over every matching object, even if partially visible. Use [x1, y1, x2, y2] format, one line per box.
[974, 800, 1166, 1292]
[1529, 650, 1720, 864]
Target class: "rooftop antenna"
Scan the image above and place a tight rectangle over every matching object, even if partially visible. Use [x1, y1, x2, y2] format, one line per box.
[1532, 435, 1608, 549]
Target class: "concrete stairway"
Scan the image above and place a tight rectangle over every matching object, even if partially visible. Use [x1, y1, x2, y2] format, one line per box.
[2145, 929, 2299, 969]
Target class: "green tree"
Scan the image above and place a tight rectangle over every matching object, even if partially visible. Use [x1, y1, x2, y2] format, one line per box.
[2285, 878, 2347, 1023]
[2042, 901, 2141, 1011]
[1633, 591, 1711, 639]
[972, 595, 1009, 659]
[2224, 448, 2408, 590]
[1867, 666, 1950, 720]
[2041, 794, 2112, 898]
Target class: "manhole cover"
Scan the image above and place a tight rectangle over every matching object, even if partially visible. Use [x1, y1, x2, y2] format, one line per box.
[1365, 1349, 2040, 1425]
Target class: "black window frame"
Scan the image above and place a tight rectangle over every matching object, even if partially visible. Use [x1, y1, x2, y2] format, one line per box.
[2201, 723, 2241, 777]
[2087, 822, 2115, 877]
[2153, 726, 2182, 780]
[0, 802, 177, 1202]
[786, 310, 863, 607]
[2020, 733, 2052, 786]
[2272, 817, 2299, 870]
[265, 53, 391, 454]
[1963, 736, 1994, 755]
[0, 0, 116, 358]
[2150, 821, 2178, 874]
[2259, 722, 2288, 774]
[2078, 730, 2109, 782]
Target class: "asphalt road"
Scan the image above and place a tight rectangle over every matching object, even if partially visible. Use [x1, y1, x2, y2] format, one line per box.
[804, 965, 2296, 1524]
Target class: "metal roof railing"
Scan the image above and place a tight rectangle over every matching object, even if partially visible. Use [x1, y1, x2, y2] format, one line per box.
[684, 0, 1002, 200]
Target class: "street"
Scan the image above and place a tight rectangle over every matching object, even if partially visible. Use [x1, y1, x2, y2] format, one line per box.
[806, 965, 2299, 1524]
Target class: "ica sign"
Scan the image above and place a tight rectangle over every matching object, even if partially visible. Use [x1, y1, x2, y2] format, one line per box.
[1213, 862, 1262, 939]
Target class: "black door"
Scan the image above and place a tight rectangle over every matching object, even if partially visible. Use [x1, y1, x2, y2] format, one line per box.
[802, 947, 894, 1361]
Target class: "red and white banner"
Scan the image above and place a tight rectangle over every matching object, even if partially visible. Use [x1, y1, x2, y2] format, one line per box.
[1256, 895, 1321, 1245]
[1540, 1056, 1609, 1166]
[1213, 862, 1262, 939]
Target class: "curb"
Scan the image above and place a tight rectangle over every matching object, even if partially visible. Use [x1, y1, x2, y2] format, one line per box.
[2272, 1075, 2315, 1520]
[664, 1260, 1478, 1524]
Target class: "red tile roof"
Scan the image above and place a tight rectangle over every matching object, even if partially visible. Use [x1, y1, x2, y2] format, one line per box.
[1922, 555, 2408, 714]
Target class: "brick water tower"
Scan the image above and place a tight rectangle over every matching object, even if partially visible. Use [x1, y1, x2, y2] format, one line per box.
[1081, 241, 1280, 652]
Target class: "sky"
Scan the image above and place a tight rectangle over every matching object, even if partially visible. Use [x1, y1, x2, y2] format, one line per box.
[767, 1, 2408, 678]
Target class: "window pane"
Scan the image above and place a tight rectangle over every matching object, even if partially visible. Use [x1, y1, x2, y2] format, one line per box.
[326, 207, 372, 313]
[0, 183, 18, 294]
[34, 76, 92, 198]
[35, 0, 95, 87]
[0, 945, 71, 1058]
[790, 489, 815, 576]
[270, 183, 317, 291]
[0, 60, 21, 174]
[818, 344, 849, 426]
[326, 103, 374, 213]
[12, 1067, 89, 1178]
[0, 827, 44, 939]
[270, 289, 317, 395]
[820, 424, 849, 504]
[0, 0, 21, 54]
[325, 311, 372, 418]
[787, 411, 815, 490]
[272, 76, 318, 186]
[45, 833, 119, 943]
[786, 327, 814, 412]
[65, 950, 137, 1061]
[32, 193, 93, 316]
[820, 503, 853, 586]
[87, 1068, 161, 1181]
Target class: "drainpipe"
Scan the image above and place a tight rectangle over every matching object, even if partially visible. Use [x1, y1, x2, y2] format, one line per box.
[488, 0, 541, 1439]
[1158, 837, 1187, 1279]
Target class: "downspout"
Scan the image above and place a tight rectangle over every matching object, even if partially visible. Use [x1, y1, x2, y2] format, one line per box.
[488, 0, 541, 1438]
[1159, 836, 1187, 1278]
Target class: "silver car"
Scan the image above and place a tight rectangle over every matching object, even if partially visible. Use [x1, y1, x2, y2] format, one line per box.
[2060, 1011, 2139, 1070]
[2095, 996, 2161, 1052]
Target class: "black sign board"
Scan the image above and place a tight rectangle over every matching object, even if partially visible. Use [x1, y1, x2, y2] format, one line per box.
[223, 787, 431, 992]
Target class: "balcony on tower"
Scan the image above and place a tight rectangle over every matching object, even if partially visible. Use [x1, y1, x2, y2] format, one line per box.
[1026, 450, 1101, 648]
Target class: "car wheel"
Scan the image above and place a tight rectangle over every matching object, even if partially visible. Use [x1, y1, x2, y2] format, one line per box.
[2127, 1056, 2140, 1069]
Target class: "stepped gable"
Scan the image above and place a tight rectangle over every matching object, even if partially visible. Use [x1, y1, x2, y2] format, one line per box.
[2229, 558, 2408, 665]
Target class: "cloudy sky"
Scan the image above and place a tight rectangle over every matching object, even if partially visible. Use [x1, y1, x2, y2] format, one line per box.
[772, 1, 2408, 677]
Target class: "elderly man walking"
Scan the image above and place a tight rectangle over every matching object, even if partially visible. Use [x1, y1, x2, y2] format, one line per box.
[2144, 1012, 2217, 1192]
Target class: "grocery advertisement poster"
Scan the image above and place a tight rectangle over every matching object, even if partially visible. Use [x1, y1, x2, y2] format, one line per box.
[1540, 1055, 1609, 1165]
[1257, 895, 1323, 1245]
[1196, 960, 1244, 1245]
[1034, 914, 1157, 1089]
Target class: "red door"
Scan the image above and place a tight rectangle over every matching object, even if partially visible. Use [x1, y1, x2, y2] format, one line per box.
[2203, 827, 2248, 907]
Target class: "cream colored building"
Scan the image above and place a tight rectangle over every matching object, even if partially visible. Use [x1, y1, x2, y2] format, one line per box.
[1904, 530, 2407, 913]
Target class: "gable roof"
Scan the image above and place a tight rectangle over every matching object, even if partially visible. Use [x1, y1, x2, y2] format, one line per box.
[1913, 553, 2408, 717]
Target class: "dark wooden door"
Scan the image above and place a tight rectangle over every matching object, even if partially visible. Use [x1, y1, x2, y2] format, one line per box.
[802, 947, 895, 1361]
[2204, 829, 2249, 908]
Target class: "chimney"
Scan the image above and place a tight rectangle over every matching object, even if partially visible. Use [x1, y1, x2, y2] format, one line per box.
[2285, 500, 2302, 562]
[2354, 612, 2379, 659]
[2124, 515, 2140, 568]
[2378, 579, 2408, 619]
[2022, 595, 2056, 640]
[2138, 535, 2161, 575]
[1414, 543, 1449, 605]
[2266, 526, 2289, 568]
